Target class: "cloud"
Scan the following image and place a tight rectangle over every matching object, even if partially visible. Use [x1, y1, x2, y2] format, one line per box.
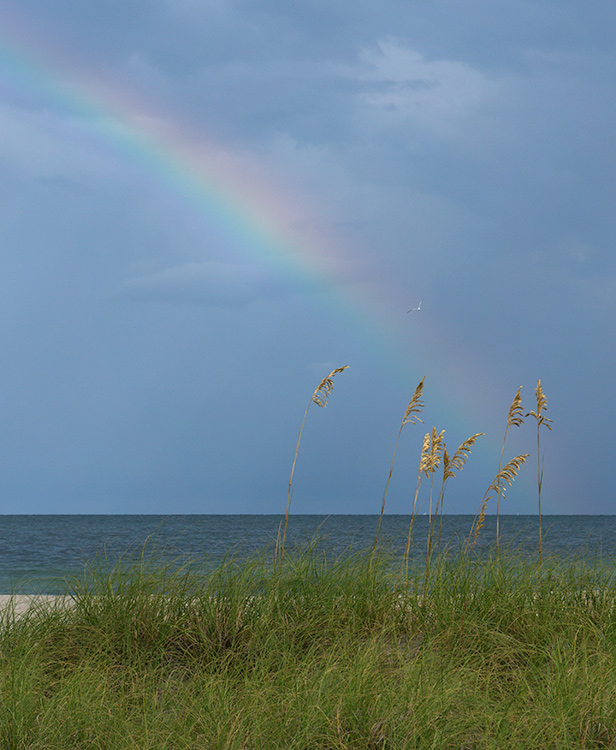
[0, 99, 128, 184]
[356, 38, 497, 136]
[114, 261, 286, 306]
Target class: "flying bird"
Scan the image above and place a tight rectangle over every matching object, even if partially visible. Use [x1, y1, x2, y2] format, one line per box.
[407, 300, 423, 313]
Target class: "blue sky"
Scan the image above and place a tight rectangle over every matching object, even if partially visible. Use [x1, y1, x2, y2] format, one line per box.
[0, 0, 614, 514]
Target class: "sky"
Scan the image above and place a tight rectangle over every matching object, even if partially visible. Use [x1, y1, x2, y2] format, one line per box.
[0, 0, 614, 515]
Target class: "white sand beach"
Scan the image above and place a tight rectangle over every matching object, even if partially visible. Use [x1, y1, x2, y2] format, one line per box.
[0, 595, 69, 616]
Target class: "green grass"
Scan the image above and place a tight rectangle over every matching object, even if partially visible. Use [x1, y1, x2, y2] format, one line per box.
[1, 543, 616, 748]
[0, 372, 572, 746]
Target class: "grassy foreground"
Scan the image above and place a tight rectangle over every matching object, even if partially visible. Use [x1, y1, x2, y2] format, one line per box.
[1, 545, 616, 749]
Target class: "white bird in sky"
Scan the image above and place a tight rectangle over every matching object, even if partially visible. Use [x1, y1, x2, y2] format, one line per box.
[407, 300, 423, 313]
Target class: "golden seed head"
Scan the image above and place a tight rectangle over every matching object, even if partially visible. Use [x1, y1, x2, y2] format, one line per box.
[402, 376, 426, 427]
[311, 366, 349, 408]
[419, 432, 431, 474]
[473, 495, 491, 544]
[488, 453, 530, 496]
[422, 428, 445, 476]
[444, 433, 484, 480]
[507, 386, 524, 429]
[526, 379, 553, 430]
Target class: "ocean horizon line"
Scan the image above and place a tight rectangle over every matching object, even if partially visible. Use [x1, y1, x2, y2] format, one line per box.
[0, 512, 611, 517]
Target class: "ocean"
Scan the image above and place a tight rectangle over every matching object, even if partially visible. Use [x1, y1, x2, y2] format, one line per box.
[0, 514, 614, 593]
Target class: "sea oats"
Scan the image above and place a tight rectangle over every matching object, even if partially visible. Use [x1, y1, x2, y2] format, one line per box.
[488, 454, 530, 495]
[401, 376, 426, 427]
[443, 433, 484, 481]
[374, 377, 426, 552]
[526, 379, 553, 562]
[418, 431, 431, 476]
[280, 366, 349, 564]
[421, 428, 445, 478]
[496, 387, 525, 556]
[401, 430, 433, 577]
[311, 366, 349, 408]
[507, 386, 525, 429]
[526, 379, 553, 431]
[469, 454, 530, 550]
[420, 432, 485, 589]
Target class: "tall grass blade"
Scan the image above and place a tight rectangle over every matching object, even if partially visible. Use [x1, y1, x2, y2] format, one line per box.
[373, 377, 425, 552]
[280, 366, 349, 565]
[423, 431, 484, 595]
[467, 453, 530, 552]
[435, 433, 484, 553]
[496, 387, 524, 557]
[526, 379, 553, 563]
[400, 432, 430, 580]
[401, 428, 444, 582]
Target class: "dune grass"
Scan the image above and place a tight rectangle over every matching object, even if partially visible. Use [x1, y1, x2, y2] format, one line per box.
[0, 371, 577, 747]
[2, 543, 616, 749]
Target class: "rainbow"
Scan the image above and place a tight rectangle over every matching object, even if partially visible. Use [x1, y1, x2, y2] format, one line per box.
[0, 18, 518, 473]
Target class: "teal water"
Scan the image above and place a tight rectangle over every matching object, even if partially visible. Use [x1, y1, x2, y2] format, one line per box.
[0, 515, 613, 593]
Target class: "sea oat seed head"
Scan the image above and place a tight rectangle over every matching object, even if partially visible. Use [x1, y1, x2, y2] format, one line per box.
[507, 387, 525, 429]
[444, 433, 484, 480]
[419, 433, 431, 474]
[473, 495, 491, 543]
[526, 379, 553, 430]
[422, 428, 445, 476]
[488, 453, 530, 495]
[402, 376, 426, 427]
[311, 366, 349, 408]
